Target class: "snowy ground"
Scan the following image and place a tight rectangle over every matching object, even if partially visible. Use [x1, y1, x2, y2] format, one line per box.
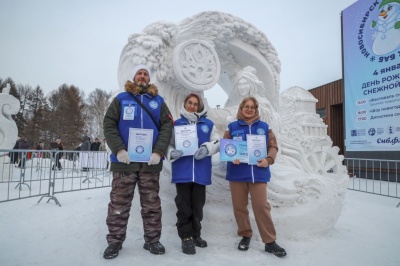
[1, 175, 399, 266]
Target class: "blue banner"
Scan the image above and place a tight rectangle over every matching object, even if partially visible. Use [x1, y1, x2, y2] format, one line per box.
[343, 0, 400, 151]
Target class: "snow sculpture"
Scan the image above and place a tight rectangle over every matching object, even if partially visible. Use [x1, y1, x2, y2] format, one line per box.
[116, 11, 349, 238]
[0, 83, 20, 151]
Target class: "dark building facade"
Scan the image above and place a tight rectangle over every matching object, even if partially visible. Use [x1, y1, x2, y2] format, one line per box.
[309, 79, 344, 155]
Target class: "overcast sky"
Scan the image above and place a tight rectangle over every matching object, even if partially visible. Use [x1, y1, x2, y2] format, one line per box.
[0, 0, 357, 107]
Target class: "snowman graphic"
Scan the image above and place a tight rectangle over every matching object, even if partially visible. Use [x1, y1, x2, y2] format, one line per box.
[370, 0, 400, 55]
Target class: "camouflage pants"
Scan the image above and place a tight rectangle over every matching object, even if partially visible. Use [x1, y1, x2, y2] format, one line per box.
[106, 171, 162, 245]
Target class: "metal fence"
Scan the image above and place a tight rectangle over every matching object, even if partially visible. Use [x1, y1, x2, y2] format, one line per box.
[1, 150, 399, 206]
[0, 149, 112, 206]
[344, 158, 400, 201]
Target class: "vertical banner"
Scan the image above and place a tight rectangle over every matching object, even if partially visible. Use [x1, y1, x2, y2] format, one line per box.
[343, 0, 400, 151]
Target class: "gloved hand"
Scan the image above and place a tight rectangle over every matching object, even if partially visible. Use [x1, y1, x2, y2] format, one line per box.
[116, 149, 130, 164]
[170, 149, 183, 160]
[194, 146, 208, 160]
[148, 152, 161, 165]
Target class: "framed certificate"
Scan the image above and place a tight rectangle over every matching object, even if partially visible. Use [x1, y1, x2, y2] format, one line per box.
[174, 124, 198, 156]
[127, 128, 153, 162]
[246, 134, 266, 165]
[219, 138, 248, 162]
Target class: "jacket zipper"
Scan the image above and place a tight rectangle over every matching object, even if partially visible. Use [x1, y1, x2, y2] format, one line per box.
[140, 95, 143, 129]
[249, 123, 255, 183]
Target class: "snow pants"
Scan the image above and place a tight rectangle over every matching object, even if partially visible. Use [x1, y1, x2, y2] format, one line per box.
[106, 171, 162, 245]
[175, 182, 206, 239]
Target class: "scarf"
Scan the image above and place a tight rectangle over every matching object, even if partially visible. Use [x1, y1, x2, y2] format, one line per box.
[236, 107, 260, 125]
[180, 103, 208, 123]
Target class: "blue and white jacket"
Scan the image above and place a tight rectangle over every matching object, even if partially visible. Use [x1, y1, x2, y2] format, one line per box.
[169, 105, 220, 185]
[109, 91, 164, 163]
[225, 119, 272, 183]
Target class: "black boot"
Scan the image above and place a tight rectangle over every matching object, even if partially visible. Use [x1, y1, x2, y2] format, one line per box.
[238, 237, 251, 251]
[143, 241, 165, 255]
[193, 236, 207, 248]
[265, 241, 287, 257]
[103, 243, 122, 259]
[181, 237, 196, 255]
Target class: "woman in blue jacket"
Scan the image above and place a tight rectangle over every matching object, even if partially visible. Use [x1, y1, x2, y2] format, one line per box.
[168, 93, 219, 255]
[223, 96, 287, 258]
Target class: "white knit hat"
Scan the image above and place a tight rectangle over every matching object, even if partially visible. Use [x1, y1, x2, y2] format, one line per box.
[131, 64, 151, 81]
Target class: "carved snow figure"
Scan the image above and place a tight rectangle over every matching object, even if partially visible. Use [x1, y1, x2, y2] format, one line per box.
[0, 83, 20, 152]
[207, 66, 281, 138]
[116, 11, 349, 237]
[371, 0, 400, 55]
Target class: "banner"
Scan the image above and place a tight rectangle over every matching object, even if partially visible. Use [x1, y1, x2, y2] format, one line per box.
[343, 0, 400, 151]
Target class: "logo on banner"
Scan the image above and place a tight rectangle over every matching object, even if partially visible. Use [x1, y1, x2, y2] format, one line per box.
[387, 125, 395, 134]
[357, 0, 400, 61]
[368, 128, 376, 136]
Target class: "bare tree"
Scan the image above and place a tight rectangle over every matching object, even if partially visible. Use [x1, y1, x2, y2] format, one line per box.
[84, 88, 111, 140]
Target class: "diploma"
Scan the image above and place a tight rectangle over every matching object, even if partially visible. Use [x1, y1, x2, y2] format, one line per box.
[174, 124, 198, 156]
[246, 134, 266, 165]
[219, 138, 248, 162]
[127, 128, 153, 162]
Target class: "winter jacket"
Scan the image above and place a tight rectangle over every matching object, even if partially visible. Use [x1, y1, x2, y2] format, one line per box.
[103, 83, 173, 173]
[91, 141, 101, 151]
[168, 104, 220, 185]
[18, 139, 29, 150]
[224, 119, 278, 183]
[81, 136, 91, 151]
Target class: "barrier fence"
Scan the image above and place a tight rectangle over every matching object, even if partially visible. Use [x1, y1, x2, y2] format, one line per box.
[0, 149, 112, 206]
[1, 150, 399, 206]
[344, 158, 400, 202]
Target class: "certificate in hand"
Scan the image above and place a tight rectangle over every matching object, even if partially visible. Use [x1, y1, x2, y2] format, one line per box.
[219, 138, 248, 162]
[174, 124, 198, 156]
[246, 134, 266, 165]
[127, 128, 153, 162]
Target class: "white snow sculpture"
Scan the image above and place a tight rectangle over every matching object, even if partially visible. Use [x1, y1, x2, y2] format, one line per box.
[0, 83, 20, 151]
[116, 11, 349, 238]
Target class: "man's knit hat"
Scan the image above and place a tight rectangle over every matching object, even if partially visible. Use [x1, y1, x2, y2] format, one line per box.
[131, 64, 151, 81]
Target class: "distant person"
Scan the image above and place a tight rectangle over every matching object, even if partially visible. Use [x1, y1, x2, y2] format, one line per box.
[17, 137, 29, 168]
[10, 137, 20, 164]
[103, 64, 173, 259]
[36, 142, 43, 158]
[99, 138, 107, 151]
[81, 135, 91, 171]
[51, 139, 63, 170]
[167, 93, 220, 255]
[223, 97, 287, 258]
[91, 138, 101, 151]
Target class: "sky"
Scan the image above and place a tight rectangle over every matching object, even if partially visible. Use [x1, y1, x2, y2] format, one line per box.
[1, 175, 399, 266]
[0, 0, 358, 107]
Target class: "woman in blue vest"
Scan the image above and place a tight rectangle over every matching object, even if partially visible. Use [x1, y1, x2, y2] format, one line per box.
[168, 93, 220, 255]
[223, 96, 287, 258]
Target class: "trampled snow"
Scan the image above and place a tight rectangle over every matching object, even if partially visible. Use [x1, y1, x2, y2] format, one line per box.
[1, 175, 399, 266]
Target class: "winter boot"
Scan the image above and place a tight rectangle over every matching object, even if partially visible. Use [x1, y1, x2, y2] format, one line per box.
[181, 237, 196, 255]
[193, 236, 207, 248]
[103, 243, 122, 259]
[238, 237, 251, 251]
[265, 241, 287, 257]
[143, 241, 165, 255]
